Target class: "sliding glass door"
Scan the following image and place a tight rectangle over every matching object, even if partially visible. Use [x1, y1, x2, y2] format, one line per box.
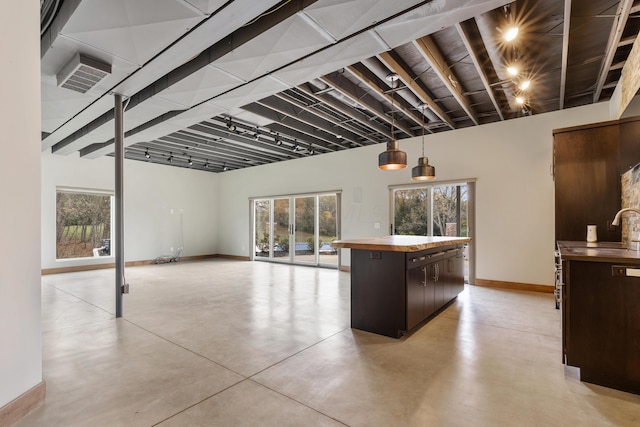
[252, 192, 339, 268]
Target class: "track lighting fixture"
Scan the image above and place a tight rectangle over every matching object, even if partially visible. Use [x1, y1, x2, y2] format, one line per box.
[168, 152, 173, 163]
[145, 149, 150, 159]
[204, 161, 209, 169]
[223, 163, 229, 171]
[275, 134, 282, 146]
[188, 156, 193, 166]
[379, 72, 407, 170]
[227, 118, 236, 132]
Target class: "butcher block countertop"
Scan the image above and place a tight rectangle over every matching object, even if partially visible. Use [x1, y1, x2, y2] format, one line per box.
[330, 235, 471, 252]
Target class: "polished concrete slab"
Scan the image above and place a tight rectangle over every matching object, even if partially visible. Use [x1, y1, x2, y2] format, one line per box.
[17, 259, 640, 426]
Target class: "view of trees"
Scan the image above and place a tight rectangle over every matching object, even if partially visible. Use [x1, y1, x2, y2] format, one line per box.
[394, 185, 468, 237]
[254, 195, 337, 256]
[56, 192, 111, 259]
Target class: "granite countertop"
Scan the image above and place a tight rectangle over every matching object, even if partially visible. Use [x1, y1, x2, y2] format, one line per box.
[330, 235, 471, 252]
[557, 241, 640, 263]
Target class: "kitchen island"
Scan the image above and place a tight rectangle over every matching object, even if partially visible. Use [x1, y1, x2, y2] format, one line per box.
[557, 241, 640, 395]
[331, 236, 470, 338]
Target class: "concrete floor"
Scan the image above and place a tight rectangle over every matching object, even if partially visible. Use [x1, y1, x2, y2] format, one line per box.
[17, 259, 640, 426]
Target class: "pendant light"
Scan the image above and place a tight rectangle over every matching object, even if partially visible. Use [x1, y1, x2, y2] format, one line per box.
[411, 104, 435, 181]
[379, 73, 407, 170]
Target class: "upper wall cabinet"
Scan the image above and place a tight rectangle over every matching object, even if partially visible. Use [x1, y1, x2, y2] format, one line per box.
[553, 116, 640, 242]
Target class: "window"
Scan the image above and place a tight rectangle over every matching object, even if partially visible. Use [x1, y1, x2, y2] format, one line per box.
[56, 189, 113, 259]
[393, 184, 468, 237]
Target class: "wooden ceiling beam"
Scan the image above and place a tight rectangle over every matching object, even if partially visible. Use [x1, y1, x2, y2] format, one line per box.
[559, 0, 571, 109]
[455, 20, 505, 121]
[377, 51, 456, 129]
[345, 64, 428, 134]
[594, 0, 634, 102]
[320, 73, 416, 139]
[413, 35, 479, 125]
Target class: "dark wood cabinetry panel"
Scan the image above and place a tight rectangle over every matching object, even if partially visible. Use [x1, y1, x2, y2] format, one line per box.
[619, 118, 640, 173]
[350, 244, 465, 338]
[351, 250, 406, 338]
[407, 266, 426, 330]
[554, 115, 640, 242]
[564, 259, 640, 394]
[554, 123, 621, 242]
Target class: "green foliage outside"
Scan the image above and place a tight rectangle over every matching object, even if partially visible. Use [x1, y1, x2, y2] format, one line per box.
[56, 192, 111, 259]
[394, 185, 468, 237]
[254, 195, 338, 255]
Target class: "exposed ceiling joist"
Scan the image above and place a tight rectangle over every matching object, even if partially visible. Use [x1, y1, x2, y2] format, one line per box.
[376, 51, 456, 129]
[255, 96, 358, 148]
[320, 73, 415, 138]
[455, 20, 505, 121]
[559, 0, 571, 110]
[273, 91, 372, 145]
[594, 0, 634, 102]
[296, 83, 390, 141]
[241, 102, 341, 152]
[345, 64, 429, 133]
[413, 35, 479, 125]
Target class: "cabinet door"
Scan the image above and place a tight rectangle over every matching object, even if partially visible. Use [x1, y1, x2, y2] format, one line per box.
[407, 266, 425, 330]
[447, 253, 465, 300]
[424, 263, 436, 317]
[433, 260, 446, 310]
[554, 124, 621, 242]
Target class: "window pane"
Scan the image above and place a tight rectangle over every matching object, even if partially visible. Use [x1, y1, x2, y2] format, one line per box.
[432, 184, 468, 237]
[394, 188, 429, 235]
[56, 191, 111, 259]
[319, 194, 338, 265]
[273, 198, 289, 258]
[254, 200, 270, 258]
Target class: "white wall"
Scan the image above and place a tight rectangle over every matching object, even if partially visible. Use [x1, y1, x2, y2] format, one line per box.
[217, 102, 612, 286]
[41, 153, 219, 270]
[0, 1, 42, 408]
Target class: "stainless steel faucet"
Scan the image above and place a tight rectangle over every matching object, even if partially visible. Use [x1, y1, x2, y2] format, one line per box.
[612, 208, 640, 250]
[612, 208, 640, 226]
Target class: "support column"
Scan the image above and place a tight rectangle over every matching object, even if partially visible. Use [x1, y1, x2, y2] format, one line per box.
[114, 94, 124, 318]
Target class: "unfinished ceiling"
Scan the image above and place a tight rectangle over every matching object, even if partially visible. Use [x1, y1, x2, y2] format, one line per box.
[40, 0, 640, 172]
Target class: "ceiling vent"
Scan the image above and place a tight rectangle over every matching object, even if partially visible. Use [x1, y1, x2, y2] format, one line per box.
[56, 53, 111, 94]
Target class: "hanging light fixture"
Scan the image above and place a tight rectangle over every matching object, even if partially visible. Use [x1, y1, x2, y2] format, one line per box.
[411, 104, 435, 181]
[379, 73, 407, 170]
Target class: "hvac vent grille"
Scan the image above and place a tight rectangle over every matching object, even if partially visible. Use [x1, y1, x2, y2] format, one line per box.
[57, 54, 111, 94]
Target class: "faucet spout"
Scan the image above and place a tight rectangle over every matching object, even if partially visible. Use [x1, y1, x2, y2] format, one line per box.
[611, 208, 640, 226]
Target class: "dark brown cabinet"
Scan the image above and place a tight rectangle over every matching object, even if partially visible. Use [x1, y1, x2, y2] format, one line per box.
[562, 257, 640, 394]
[351, 244, 465, 338]
[553, 116, 640, 242]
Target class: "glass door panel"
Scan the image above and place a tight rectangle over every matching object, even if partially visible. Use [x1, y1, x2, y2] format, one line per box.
[432, 184, 468, 237]
[294, 196, 315, 264]
[393, 188, 430, 235]
[318, 194, 338, 266]
[273, 198, 291, 261]
[254, 199, 270, 258]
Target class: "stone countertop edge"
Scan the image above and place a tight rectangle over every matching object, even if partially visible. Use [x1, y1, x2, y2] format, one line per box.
[330, 236, 471, 252]
[557, 240, 640, 263]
